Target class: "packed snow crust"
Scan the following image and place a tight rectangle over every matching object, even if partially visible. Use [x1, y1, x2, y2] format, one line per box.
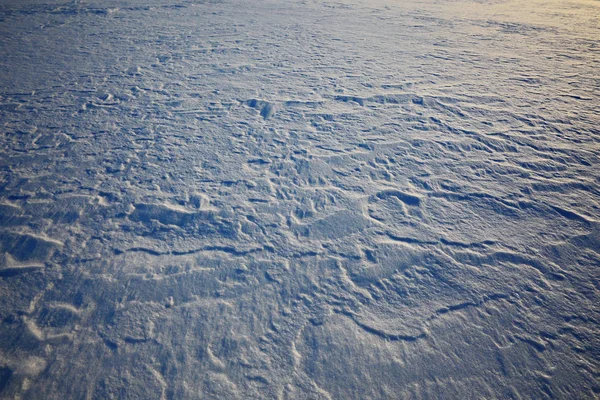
[0, 0, 599, 398]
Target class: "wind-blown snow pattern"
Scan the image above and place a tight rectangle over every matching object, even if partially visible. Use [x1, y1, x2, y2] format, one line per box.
[0, 0, 599, 398]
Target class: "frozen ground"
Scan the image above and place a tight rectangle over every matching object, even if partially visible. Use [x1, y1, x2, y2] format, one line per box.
[0, 0, 599, 398]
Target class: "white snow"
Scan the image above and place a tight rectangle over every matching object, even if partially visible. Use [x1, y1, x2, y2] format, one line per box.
[0, 0, 599, 398]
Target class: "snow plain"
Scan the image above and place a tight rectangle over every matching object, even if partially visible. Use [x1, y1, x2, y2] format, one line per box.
[0, 0, 599, 398]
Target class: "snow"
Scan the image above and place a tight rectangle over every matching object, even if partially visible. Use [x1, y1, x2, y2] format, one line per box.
[0, 0, 599, 398]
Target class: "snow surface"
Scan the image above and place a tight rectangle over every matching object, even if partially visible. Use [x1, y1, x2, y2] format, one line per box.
[0, 0, 599, 398]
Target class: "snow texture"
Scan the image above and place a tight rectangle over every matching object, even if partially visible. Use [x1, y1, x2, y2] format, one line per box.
[0, 0, 599, 398]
